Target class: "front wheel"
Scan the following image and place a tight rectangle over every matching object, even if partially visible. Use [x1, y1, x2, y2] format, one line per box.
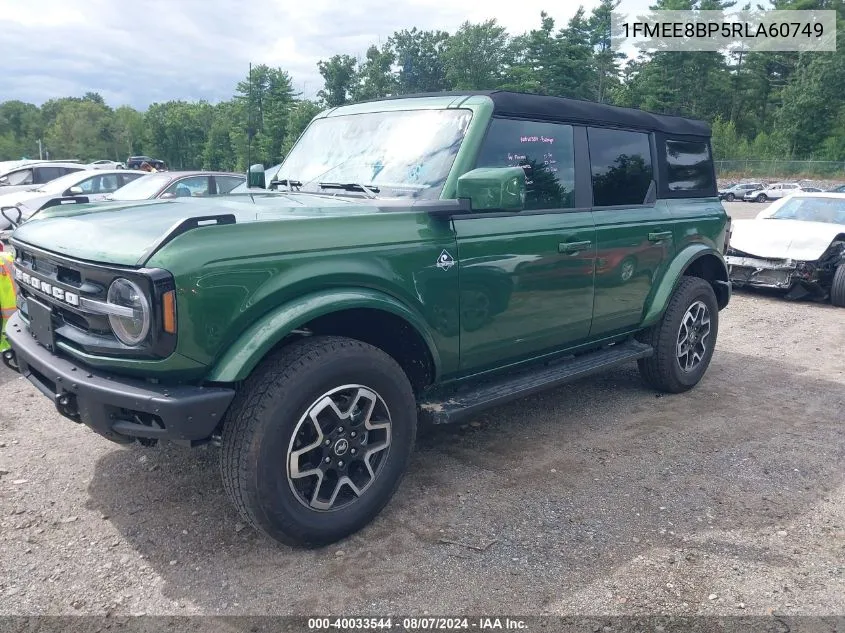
[637, 276, 720, 393]
[725, 193, 735, 202]
[220, 336, 417, 547]
[755, 193, 767, 203]
[831, 264, 845, 307]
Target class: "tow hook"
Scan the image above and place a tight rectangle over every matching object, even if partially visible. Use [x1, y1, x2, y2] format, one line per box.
[56, 392, 81, 421]
[1, 349, 18, 372]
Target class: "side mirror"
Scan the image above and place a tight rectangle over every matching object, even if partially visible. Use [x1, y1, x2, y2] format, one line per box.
[68, 186, 84, 196]
[1, 206, 23, 229]
[456, 167, 526, 212]
[247, 164, 266, 189]
[159, 192, 176, 200]
[0, 176, 8, 186]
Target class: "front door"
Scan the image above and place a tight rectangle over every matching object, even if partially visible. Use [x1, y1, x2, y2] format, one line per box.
[454, 117, 596, 373]
[586, 127, 673, 336]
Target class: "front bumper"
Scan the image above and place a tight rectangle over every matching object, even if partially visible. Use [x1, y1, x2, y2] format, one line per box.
[725, 254, 824, 294]
[6, 312, 235, 446]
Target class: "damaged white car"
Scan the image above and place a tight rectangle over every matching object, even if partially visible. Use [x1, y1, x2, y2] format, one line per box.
[725, 192, 845, 306]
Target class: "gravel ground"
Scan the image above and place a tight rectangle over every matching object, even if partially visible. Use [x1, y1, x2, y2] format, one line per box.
[1, 201, 843, 617]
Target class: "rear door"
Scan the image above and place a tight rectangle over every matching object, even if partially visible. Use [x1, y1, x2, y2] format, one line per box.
[587, 127, 674, 337]
[453, 117, 596, 372]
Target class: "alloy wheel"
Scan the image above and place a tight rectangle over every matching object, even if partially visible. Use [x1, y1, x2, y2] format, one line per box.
[676, 300, 711, 372]
[287, 385, 392, 512]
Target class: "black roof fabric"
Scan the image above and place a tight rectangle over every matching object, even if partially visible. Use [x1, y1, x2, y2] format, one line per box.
[365, 90, 711, 137]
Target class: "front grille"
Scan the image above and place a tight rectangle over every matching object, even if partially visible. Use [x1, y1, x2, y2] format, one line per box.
[12, 243, 176, 359]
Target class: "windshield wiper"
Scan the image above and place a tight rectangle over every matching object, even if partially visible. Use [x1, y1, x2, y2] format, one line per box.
[318, 182, 380, 198]
[268, 178, 302, 190]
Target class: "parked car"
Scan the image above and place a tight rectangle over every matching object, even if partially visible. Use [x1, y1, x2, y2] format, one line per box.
[5, 90, 731, 548]
[88, 160, 125, 170]
[800, 186, 823, 192]
[0, 169, 144, 230]
[826, 184, 845, 193]
[0, 162, 88, 195]
[105, 171, 246, 201]
[725, 192, 845, 305]
[719, 182, 764, 201]
[743, 182, 802, 202]
[126, 156, 167, 171]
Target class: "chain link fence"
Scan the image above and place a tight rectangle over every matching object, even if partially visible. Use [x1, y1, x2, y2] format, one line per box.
[715, 159, 845, 179]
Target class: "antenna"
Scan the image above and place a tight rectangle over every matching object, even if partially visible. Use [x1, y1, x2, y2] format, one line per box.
[247, 62, 254, 171]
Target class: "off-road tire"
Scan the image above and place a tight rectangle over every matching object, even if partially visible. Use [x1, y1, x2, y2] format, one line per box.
[831, 264, 845, 307]
[220, 335, 417, 548]
[637, 276, 719, 393]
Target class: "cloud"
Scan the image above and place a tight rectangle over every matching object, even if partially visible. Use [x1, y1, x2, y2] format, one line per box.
[0, 0, 647, 109]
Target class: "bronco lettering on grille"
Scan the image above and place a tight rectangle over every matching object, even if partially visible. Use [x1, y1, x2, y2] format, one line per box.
[15, 268, 79, 306]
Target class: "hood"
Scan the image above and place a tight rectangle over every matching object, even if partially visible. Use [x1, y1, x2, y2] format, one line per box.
[10, 192, 375, 266]
[730, 218, 845, 261]
[0, 188, 43, 208]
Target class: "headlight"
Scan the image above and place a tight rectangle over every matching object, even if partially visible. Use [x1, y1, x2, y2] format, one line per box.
[106, 278, 150, 346]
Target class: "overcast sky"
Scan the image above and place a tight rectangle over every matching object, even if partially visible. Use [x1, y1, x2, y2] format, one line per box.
[1, 0, 653, 110]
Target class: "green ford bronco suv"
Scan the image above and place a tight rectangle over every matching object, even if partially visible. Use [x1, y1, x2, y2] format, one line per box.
[4, 91, 731, 547]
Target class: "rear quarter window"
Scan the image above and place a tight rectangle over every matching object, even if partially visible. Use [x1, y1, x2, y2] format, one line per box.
[664, 139, 715, 193]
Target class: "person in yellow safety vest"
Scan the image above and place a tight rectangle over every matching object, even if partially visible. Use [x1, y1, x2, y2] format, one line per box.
[0, 251, 18, 353]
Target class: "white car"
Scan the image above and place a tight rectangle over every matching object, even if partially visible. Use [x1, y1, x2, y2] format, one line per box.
[725, 192, 845, 305]
[743, 182, 802, 203]
[0, 161, 89, 195]
[88, 159, 125, 170]
[0, 169, 144, 230]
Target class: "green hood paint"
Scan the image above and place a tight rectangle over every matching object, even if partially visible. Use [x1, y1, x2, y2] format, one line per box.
[12, 193, 370, 266]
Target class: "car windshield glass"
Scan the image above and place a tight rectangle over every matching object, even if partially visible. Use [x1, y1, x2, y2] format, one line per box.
[275, 108, 473, 199]
[770, 196, 845, 225]
[109, 173, 172, 200]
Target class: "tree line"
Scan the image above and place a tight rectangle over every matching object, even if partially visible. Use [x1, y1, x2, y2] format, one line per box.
[1, 0, 844, 172]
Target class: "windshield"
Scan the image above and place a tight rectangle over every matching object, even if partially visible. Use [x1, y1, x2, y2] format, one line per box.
[770, 196, 845, 225]
[275, 108, 473, 199]
[109, 173, 172, 200]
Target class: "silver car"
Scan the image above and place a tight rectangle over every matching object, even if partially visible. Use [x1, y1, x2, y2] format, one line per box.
[0, 161, 89, 195]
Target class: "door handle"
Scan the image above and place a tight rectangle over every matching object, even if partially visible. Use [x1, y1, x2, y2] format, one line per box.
[559, 240, 592, 254]
[648, 231, 673, 242]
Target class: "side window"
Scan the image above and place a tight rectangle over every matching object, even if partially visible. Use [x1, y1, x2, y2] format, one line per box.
[474, 118, 576, 210]
[34, 166, 66, 184]
[3, 169, 33, 186]
[215, 175, 246, 194]
[588, 128, 653, 207]
[76, 176, 98, 193]
[664, 139, 715, 192]
[119, 173, 144, 187]
[94, 174, 120, 193]
[164, 176, 210, 198]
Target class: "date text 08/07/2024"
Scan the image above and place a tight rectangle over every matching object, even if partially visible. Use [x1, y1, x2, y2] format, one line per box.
[308, 617, 529, 630]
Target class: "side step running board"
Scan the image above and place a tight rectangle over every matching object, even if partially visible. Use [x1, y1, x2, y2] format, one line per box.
[419, 340, 653, 425]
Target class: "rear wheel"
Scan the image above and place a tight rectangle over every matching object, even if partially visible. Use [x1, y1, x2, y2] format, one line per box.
[831, 264, 845, 307]
[220, 335, 417, 547]
[637, 277, 720, 393]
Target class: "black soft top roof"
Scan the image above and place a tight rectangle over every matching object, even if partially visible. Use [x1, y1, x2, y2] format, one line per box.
[367, 90, 711, 137]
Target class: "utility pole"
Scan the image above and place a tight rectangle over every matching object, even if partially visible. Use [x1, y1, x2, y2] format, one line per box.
[37, 139, 43, 160]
